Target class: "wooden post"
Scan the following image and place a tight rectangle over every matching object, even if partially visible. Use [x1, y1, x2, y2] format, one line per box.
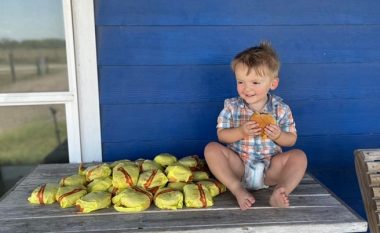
[49, 107, 61, 145]
[8, 51, 16, 82]
[46, 57, 49, 74]
[36, 56, 48, 76]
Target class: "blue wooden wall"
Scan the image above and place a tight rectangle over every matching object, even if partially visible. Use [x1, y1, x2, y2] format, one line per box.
[95, 0, 380, 218]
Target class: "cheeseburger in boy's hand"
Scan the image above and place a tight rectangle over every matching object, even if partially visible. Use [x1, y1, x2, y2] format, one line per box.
[250, 112, 276, 139]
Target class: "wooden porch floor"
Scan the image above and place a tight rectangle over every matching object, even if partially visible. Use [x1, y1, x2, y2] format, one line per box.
[0, 164, 367, 232]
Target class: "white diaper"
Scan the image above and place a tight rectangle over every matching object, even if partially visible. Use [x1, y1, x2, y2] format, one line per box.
[242, 160, 269, 190]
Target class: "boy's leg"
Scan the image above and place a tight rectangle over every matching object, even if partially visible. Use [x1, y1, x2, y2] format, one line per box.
[264, 149, 307, 207]
[204, 142, 254, 210]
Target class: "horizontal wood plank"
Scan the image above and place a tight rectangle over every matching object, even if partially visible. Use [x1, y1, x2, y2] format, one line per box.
[101, 99, 380, 142]
[360, 149, 380, 162]
[97, 25, 380, 65]
[0, 194, 337, 220]
[99, 63, 380, 104]
[95, 0, 380, 26]
[0, 206, 366, 233]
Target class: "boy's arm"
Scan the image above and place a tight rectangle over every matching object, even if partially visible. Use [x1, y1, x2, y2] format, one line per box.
[217, 127, 243, 143]
[273, 131, 297, 147]
[217, 127, 244, 144]
[217, 121, 261, 144]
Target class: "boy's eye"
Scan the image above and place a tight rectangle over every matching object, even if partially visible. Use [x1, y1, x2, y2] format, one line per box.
[253, 82, 260, 85]
[237, 81, 243, 84]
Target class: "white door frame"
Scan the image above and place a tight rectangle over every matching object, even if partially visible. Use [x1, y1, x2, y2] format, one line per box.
[68, 0, 102, 162]
[0, 0, 102, 163]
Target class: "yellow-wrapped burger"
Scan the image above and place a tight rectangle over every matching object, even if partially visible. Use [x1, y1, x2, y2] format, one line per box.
[56, 185, 87, 208]
[110, 159, 136, 169]
[87, 177, 113, 192]
[167, 181, 189, 191]
[108, 186, 125, 196]
[112, 163, 139, 189]
[154, 187, 183, 210]
[136, 159, 163, 172]
[137, 169, 168, 190]
[165, 164, 193, 182]
[76, 191, 112, 213]
[28, 183, 59, 205]
[154, 153, 177, 167]
[59, 174, 86, 187]
[178, 155, 202, 169]
[197, 179, 226, 197]
[183, 183, 213, 208]
[113, 187, 153, 212]
[83, 164, 112, 182]
[192, 171, 210, 181]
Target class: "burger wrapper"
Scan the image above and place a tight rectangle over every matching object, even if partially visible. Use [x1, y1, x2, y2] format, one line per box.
[112, 164, 139, 189]
[28, 183, 58, 205]
[197, 179, 226, 197]
[110, 159, 136, 169]
[154, 153, 177, 167]
[137, 169, 168, 190]
[165, 164, 192, 182]
[136, 159, 163, 172]
[154, 187, 183, 210]
[112, 187, 153, 212]
[191, 171, 209, 181]
[76, 191, 112, 213]
[87, 177, 113, 192]
[59, 174, 86, 187]
[108, 186, 125, 196]
[83, 164, 112, 182]
[183, 183, 213, 208]
[178, 155, 202, 168]
[166, 182, 189, 191]
[56, 185, 87, 208]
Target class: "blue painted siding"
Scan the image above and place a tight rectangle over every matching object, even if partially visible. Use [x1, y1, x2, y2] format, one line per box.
[95, 0, 380, 219]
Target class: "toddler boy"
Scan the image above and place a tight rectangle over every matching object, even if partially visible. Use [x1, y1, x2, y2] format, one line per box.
[204, 41, 307, 210]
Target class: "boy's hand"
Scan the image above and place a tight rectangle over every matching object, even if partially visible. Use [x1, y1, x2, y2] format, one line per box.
[265, 124, 282, 141]
[240, 121, 262, 137]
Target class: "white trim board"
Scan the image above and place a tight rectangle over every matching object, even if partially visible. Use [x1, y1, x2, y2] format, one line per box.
[70, 0, 102, 162]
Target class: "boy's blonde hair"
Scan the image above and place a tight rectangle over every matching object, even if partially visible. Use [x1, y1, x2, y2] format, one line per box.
[231, 41, 280, 79]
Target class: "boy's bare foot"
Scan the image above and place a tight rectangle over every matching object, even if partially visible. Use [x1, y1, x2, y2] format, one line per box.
[231, 187, 255, 210]
[269, 187, 289, 208]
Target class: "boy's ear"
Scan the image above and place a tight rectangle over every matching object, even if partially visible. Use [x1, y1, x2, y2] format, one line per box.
[270, 77, 279, 90]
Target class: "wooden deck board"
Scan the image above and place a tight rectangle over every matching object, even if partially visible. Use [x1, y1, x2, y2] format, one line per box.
[0, 163, 367, 232]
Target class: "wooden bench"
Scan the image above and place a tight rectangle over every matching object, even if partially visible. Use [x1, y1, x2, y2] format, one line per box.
[0, 164, 367, 232]
[355, 148, 380, 233]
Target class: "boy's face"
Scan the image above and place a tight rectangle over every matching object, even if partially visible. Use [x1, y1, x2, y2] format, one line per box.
[235, 63, 278, 109]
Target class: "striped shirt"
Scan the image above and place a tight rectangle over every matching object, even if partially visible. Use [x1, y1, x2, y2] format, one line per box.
[217, 94, 296, 163]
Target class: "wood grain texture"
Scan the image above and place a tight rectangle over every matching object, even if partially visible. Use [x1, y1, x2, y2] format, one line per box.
[99, 63, 380, 104]
[96, 25, 380, 65]
[355, 149, 380, 233]
[95, 0, 380, 26]
[100, 99, 380, 142]
[0, 164, 367, 232]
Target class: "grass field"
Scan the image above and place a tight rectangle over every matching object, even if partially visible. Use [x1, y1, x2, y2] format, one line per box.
[0, 119, 67, 165]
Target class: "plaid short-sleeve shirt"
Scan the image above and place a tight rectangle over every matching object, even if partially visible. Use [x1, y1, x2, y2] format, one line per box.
[217, 94, 297, 163]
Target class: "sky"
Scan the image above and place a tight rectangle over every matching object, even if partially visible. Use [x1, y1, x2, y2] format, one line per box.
[0, 0, 65, 41]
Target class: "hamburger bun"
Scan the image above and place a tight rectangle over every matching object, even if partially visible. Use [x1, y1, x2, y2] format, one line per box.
[250, 112, 276, 138]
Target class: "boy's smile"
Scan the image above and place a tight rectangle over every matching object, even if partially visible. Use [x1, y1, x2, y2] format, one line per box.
[234, 63, 278, 111]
